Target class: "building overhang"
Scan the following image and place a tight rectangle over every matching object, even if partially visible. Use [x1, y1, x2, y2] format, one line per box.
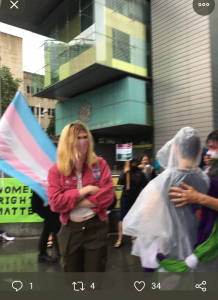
[0, 0, 63, 34]
[90, 124, 153, 140]
[34, 64, 151, 101]
[54, 124, 153, 140]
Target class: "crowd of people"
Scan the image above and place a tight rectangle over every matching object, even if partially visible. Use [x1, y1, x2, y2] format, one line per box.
[45, 123, 218, 273]
[2, 121, 218, 276]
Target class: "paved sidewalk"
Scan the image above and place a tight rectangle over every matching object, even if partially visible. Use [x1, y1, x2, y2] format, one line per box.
[0, 235, 142, 272]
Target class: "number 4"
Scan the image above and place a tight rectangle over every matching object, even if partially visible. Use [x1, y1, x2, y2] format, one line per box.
[90, 283, 95, 289]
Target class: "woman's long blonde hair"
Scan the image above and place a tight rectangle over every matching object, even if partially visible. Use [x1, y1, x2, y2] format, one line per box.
[57, 121, 98, 176]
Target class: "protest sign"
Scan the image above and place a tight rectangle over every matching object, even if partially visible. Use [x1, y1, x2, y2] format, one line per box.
[116, 143, 132, 190]
[0, 178, 43, 223]
[116, 143, 132, 161]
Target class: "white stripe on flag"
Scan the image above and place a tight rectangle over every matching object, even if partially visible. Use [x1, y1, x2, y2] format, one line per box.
[116, 149, 132, 154]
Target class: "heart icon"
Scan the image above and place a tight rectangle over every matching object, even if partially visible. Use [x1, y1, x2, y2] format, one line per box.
[134, 281, 145, 292]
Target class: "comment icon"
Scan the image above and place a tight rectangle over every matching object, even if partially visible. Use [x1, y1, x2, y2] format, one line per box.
[12, 281, 23, 292]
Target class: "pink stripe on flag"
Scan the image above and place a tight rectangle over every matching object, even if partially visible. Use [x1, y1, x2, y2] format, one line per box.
[4, 104, 54, 172]
[0, 135, 47, 190]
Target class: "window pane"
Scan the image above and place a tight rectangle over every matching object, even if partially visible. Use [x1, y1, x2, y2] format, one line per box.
[112, 29, 130, 63]
[81, 5, 93, 32]
[81, 0, 92, 11]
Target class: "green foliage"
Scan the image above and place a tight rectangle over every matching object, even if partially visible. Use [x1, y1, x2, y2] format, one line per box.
[46, 109, 55, 137]
[1, 65, 22, 115]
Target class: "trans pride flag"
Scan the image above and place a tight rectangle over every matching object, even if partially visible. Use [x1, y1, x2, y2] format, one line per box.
[0, 92, 57, 205]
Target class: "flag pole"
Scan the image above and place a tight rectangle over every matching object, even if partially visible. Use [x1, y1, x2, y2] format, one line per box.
[0, 46, 4, 190]
[0, 45, 2, 119]
[125, 160, 130, 190]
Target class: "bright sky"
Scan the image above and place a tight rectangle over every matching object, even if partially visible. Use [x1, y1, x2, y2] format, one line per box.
[0, 22, 48, 75]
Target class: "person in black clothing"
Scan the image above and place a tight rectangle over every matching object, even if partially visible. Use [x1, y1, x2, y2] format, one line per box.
[31, 192, 61, 263]
[114, 157, 147, 248]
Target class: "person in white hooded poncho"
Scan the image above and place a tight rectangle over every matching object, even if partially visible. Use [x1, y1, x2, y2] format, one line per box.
[123, 127, 218, 272]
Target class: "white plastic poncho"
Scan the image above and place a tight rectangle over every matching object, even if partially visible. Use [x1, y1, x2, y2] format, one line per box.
[123, 127, 210, 269]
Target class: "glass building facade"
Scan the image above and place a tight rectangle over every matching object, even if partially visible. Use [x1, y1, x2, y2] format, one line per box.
[32, 0, 151, 90]
[55, 77, 152, 134]
[29, 0, 153, 166]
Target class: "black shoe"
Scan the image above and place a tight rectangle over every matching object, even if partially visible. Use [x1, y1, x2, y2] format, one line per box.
[38, 254, 58, 263]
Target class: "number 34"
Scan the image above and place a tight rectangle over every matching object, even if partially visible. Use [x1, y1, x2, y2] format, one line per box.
[151, 283, 161, 290]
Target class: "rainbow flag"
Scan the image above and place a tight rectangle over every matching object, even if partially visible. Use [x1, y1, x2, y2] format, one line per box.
[0, 92, 57, 205]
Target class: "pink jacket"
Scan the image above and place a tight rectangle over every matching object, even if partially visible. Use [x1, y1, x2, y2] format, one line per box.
[47, 157, 114, 225]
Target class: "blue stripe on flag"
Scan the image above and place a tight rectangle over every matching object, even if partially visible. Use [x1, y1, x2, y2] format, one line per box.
[0, 156, 48, 205]
[12, 92, 57, 163]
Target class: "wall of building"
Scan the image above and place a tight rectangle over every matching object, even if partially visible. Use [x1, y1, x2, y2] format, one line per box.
[151, 1, 214, 154]
[210, 1, 218, 130]
[0, 32, 23, 89]
[55, 77, 150, 135]
[24, 72, 57, 131]
[0, 32, 57, 132]
[95, 1, 148, 77]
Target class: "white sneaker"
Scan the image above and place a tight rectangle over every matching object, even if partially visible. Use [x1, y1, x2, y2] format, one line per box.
[1, 232, 15, 241]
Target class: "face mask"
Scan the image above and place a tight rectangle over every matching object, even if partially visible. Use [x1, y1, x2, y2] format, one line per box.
[73, 138, 89, 172]
[206, 150, 218, 159]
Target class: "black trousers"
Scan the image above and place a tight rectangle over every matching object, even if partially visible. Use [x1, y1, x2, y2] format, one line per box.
[57, 215, 108, 272]
[39, 206, 61, 256]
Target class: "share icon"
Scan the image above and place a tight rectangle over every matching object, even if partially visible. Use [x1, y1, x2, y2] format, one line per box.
[195, 281, 206, 292]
